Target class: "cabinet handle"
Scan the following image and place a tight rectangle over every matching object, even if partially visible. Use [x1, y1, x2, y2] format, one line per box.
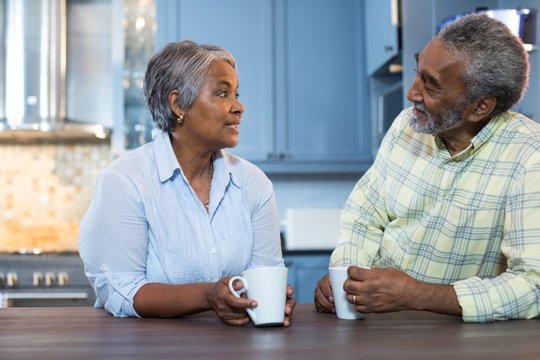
[267, 153, 288, 161]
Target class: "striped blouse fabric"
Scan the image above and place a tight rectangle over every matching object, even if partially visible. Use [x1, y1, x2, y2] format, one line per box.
[79, 130, 284, 317]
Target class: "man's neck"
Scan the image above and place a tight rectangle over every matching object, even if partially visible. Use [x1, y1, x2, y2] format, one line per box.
[437, 118, 490, 156]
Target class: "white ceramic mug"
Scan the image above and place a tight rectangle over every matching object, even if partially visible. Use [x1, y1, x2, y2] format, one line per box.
[329, 266, 365, 320]
[228, 266, 288, 326]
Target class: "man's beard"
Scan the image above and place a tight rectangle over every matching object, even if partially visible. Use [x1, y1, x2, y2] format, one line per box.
[410, 101, 467, 134]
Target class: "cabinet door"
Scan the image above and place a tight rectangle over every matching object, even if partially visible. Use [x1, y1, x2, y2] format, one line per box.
[155, 0, 274, 161]
[67, 0, 122, 129]
[401, 0, 498, 107]
[364, 0, 399, 76]
[285, 254, 330, 304]
[498, 0, 540, 122]
[274, 0, 371, 164]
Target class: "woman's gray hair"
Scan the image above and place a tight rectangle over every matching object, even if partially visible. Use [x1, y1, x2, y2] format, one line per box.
[437, 14, 529, 116]
[143, 40, 237, 132]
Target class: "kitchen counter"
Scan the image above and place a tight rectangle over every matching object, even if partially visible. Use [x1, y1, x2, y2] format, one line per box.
[1, 305, 539, 359]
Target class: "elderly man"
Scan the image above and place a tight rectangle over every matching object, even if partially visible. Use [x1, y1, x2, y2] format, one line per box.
[314, 14, 540, 322]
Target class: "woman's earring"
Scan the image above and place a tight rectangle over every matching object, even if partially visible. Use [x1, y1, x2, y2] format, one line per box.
[177, 114, 184, 125]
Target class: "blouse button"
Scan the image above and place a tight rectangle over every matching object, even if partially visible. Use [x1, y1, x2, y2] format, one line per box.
[210, 248, 217, 254]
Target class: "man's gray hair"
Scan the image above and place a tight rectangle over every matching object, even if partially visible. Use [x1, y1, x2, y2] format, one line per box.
[437, 14, 529, 116]
[143, 40, 236, 132]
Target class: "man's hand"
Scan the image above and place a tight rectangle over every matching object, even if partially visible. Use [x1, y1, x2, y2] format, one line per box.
[344, 266, 462, 315]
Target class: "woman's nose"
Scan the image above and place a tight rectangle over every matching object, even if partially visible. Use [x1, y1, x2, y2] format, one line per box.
[233, 99, 244, 115]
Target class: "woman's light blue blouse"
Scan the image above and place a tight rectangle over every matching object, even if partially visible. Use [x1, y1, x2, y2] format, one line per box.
[78, 130, 284, 317]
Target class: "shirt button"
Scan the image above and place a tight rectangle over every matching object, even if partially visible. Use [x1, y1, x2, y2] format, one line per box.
[210, 248, 217, 254]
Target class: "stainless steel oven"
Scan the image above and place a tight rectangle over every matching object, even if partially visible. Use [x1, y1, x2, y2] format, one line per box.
[0, 252, 95, 308]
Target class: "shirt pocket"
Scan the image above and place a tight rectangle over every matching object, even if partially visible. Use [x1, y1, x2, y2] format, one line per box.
[444, 189, 506, 235]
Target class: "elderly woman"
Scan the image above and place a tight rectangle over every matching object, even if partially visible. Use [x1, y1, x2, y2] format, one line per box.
[79, 40, 295, 326]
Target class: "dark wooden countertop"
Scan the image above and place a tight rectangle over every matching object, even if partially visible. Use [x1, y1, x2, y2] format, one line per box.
[1, 305, 539, 359]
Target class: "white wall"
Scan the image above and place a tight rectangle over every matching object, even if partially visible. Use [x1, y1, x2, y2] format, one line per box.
[270, 173, 360, 215]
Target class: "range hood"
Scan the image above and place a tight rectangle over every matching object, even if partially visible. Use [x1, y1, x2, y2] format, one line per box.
[0, 0, 110, 141]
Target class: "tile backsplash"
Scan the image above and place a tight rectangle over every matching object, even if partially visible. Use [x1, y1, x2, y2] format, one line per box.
[0, 142, 111, 252]
[0, 141, 362, 253]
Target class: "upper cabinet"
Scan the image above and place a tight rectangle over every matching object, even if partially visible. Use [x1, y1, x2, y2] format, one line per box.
[363, 0, 403, 156]
[401, 0, 539, 122]
[156, 0, 274, 162]
[67, 0, 124, 129]
[498, 0, 540, 123]
[364, 0, 400, 76]
[155, 0, 371, 173]
[272, 0, 371, 172]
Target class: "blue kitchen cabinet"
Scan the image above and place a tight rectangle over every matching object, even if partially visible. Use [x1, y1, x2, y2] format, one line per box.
[155, 0, 372, 173]
[364, 0, 400, 76]
[155, 0, 274, 162]
[270, 0, 371, 172]
[284, 253, 331, 304]
[401, 0, 539, 122]
[401, 0, 498, 106]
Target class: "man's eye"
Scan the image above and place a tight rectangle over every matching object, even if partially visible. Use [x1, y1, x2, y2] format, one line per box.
[235, 93, 240, 99]
[218, 91, 228, 98]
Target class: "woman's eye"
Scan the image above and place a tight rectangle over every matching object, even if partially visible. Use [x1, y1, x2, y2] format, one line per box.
[218, 91, 228, 98]
[235, 93, 240, 99]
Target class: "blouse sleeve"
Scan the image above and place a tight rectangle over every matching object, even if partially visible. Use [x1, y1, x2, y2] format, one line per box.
[244, 168, 284, 268]
[78, 169, 150, 317]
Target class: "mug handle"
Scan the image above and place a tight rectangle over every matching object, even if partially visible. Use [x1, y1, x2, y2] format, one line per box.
[227, 276, 256, 321]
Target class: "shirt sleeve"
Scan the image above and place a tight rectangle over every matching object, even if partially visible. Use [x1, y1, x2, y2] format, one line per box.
[330, 112, 403, 267]
[453, 158, 540, 322]
[245, 168, 284, 268]
[78, 169, 150, 318]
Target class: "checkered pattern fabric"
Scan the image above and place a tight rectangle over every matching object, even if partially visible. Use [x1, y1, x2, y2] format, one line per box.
[331, 107, 540, 322]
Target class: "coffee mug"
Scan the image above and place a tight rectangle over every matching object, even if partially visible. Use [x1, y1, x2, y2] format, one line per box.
[228, 266, 288, 326]
[329, 266, 366, 320]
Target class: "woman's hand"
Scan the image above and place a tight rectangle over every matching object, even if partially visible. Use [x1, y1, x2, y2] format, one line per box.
[284, 284, 296, 327]
[206, 276, 256, 326]
[313, 274, 335, 313]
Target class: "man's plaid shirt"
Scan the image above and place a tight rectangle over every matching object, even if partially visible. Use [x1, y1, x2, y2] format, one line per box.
[331, 108, 540, 322]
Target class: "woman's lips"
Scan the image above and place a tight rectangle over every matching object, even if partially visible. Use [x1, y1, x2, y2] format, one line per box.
[226, 123, 239, 132]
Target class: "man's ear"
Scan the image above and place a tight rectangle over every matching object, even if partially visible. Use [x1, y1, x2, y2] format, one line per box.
[168, 90, 184, 118]
[467, 96, 496, 122]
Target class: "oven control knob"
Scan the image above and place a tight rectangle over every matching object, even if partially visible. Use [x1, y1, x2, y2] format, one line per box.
[32, 272, 44, 287]
[45, 272, 56, 287]
[6, 272, 18, 287]
[57, 272, 69, 287]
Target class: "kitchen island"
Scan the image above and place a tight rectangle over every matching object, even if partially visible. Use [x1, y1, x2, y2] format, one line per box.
[1, 305, 539, 359]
